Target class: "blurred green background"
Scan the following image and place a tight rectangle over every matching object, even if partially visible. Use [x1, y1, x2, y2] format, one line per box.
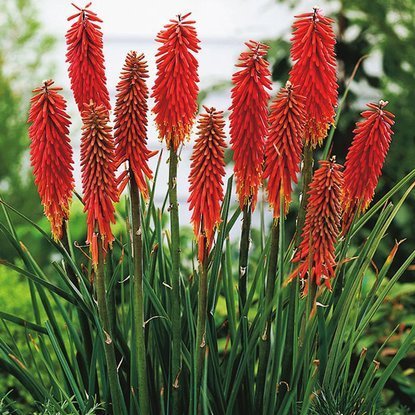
[0, 0, 414, 412]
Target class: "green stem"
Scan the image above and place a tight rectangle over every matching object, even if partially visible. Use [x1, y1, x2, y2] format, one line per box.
[61, 223, 93, 386]
[255, 221, 279, 412]
[281, 144, 313, 387]
[239, 202, 252, 310]
[130, 173, 150, 415]
[105, 253, 117, 345]
[195, 244, 208, 411]
[238, 201, 253, 412]
[295, 144, 313, 245]
[95, 238, 125, 415]
[302, 278, 318, 395]
[169, 147, 181, 414]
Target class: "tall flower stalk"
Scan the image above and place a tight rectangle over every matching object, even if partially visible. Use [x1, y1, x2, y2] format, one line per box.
[80, 102, 123, 413]
[152, 13, 200, 413]
[343, 101, 395, 231]
[229, 39, 271, 412]
[188, 107, 226, 409]
[286, 10, 338, 381]
[229, 40, 271, 308]
[256, 81, 305, 409]
[66, 2, 111, 113]
[28, 80, 74, 241]
[114, 51, 154, 414]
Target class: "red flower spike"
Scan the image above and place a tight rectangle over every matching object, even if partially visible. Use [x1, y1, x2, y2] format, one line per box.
[66, 3, 111, 113]
[342, 101, 394, 230]
[288, 158, 343, 294]
[114, 51, 156, 197]
[28, 80, 75, 240]
[229, 40, 272, 210]
[188, 107, 227, 263]
[152, 13, 200, 150]
[290, 8, 338, 147]
[264, 81, 306, 218]
[81, 101, 118, 265]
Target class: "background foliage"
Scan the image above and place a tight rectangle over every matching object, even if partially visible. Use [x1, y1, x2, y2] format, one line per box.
[0, 0, 55, 263]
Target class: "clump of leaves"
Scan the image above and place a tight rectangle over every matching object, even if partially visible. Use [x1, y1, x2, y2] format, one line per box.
[309, 387, 378, 415]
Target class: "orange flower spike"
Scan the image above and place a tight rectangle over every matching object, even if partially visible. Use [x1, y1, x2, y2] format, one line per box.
[343, 100, 394, 229]
[188, 107, 227, 262]
[28, 80, 75, 240]
[81, 102, 119, 265]
[66, 2, 111, 113]
[114, 51, 155, 197]
[289, 158, 343, 294]
[152, 13, 200, 150]
[290, 8, 338, 147]
[264, 81, 306, 218]
[230, 40, 272, 210]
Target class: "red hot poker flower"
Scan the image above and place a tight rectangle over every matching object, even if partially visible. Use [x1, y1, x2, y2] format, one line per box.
[230, 40, 272, 210]
[188, 107, 227, 262]
[290, 8, 338, 147]
[28, 80, 75, 240]
[264, 81, 306, 218]
[152, 13, 200, 150]
[114, 51, 155, 197]
[342, 101, 394, 230]
[288, 158, 343, 294]
[81, 101, 118, 265]
[66, 2, 111, 113]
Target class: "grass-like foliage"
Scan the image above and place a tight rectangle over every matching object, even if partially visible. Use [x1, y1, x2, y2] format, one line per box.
[0, 160, 414, 414]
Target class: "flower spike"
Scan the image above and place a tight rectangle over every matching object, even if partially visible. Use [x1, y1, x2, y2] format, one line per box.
[114, 51, 156, 197]
[28, 80, 75, 240]
[66, 2, 111, 113]
[81, 101, 118, 265]
[290, 8, 338, 147]
[342, 100, 394, 231]
[230, 40, 272, 210]
[288, 158, 343, 294]
[152, 13, 200, 150]
[264, 81, 306, 218]
[188, 107, 227, 262]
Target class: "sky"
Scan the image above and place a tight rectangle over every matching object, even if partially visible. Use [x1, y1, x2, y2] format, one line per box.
[40, 0, 293, 39]
[39, 0, 297, 86]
